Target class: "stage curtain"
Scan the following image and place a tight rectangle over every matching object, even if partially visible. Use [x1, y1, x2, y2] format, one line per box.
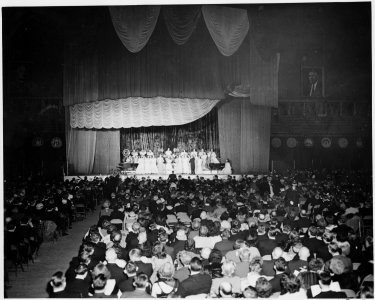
[240, 102, 271, 173]
[248, 31, 280, 107]
[64, 12, 252, 106]
[92, 130, 120, 174]
[217, 100, 242, 173]
[202, 5, 249, 56]
[109, 6, 160, 53]
[69, 97, 219, 129]
[66, 127, 97, 175]
[162, 5, 201, 45]
[120, 107, 219, 155]
[218, 100, 271, 173]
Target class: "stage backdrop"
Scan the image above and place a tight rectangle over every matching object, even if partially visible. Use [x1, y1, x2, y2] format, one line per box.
[64, 6, 279, 175]
[120, 107, 219, 155]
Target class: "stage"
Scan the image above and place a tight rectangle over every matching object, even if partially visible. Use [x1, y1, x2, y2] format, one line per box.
[64, 172, 245, 182]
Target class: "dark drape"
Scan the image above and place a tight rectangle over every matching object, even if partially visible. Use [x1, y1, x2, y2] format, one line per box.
[120, 108, 219, 155]
[218, 100, 271, 173]
[64, 10, 251, 106]
[66, 108, 120, 175]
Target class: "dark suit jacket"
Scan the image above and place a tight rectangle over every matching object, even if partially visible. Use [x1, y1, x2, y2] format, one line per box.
[275, 233, 289, 247]
[269, 273, 285, 293]
[169, 240, 183, 260]
[261, 259, 276, 276]
[302, 237, 325, 256]
[288, 259, 308, 273]
[134, 261, 153, 278]
[214, 239, 235, 256]
[306, 289, 346, 298]
[92, 242, 107, 262]
[177, 273, 212, 297]
[118, 275, 135, 292]
[64, 277, 91, 298]
[316, 245, 332, 262]
[257, 238, 278, 256]
[168, 173, 177, 182]
[120, 289, 152, 298]
[106, 263, 126, 284]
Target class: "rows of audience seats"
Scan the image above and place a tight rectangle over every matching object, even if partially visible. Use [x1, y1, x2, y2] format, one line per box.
[5, 170, 373, 298]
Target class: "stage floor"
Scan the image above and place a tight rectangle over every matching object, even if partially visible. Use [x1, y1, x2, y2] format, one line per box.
[64, 172, 242, 181]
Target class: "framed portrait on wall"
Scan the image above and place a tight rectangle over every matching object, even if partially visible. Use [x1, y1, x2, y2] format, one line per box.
[301, 66, 325, 98]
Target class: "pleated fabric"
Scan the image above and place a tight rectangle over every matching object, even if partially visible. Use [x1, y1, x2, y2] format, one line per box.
[162, 5, 201, 45]
[202, 5, 250, 56]
[109, 6, 160, 53]
[69, 97, 220, 129]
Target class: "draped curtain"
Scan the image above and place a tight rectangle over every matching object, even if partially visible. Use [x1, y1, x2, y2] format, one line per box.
[162, 5, 201, 45]
[66, 110, 120, 175]
[202, 5, 249, 56]
[120, 108, 219, 155]
[217, 31, 279, 173]
[64, 7, 253, 106]
[70, 97, 219, 129]
[218, 100, 271, 173]
[92, 130, 120, 174]
[109, 6, 160, 53]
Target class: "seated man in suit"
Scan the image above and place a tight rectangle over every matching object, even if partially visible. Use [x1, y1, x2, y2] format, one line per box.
[128, 248, 153, 278]
[306, 271, 347, 298]
[120, 273, 152, 298]
[176, 257, 213, 297]
[261, 247, 284, 276]
[269, 257, 288, 293]
[257, 228, 278, 257]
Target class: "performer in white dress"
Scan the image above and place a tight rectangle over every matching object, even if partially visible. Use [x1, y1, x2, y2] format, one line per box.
[182, 152, 190, 174]
[136, 153, 146, 174]
[201, 151, 209, 171]
[220, 159, 232, 175]
[156, 154, 165, 174]
[210, 150, 220, 164]
[174, 154, 183, 174]
[165, 156, 173, 174]
[195, 155, 202, 174]
[165, 148, 172, 158]
[149, 153, 159, 174]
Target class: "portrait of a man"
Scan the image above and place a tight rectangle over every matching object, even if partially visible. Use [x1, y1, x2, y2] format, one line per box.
[301, 67, 324, 98]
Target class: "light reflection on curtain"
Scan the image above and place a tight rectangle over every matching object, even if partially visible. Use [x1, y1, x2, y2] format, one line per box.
[202, 5, 249, 56]
[120, 108, 219, 154]
[109, 6, 160, 53]
[162, 5, 201, 45]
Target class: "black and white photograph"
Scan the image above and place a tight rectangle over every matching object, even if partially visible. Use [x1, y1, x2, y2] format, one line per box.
[2, 1, 373, 299]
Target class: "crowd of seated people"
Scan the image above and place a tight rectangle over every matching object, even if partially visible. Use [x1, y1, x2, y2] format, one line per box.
[18, 169, 374, 298]
[3, 175, 108, 291]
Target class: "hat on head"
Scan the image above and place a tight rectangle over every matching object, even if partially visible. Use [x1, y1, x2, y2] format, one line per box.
[176, 229, 187, 241]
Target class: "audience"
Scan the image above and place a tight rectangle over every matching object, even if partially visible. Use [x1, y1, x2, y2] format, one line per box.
[5, 169, 372, 298]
